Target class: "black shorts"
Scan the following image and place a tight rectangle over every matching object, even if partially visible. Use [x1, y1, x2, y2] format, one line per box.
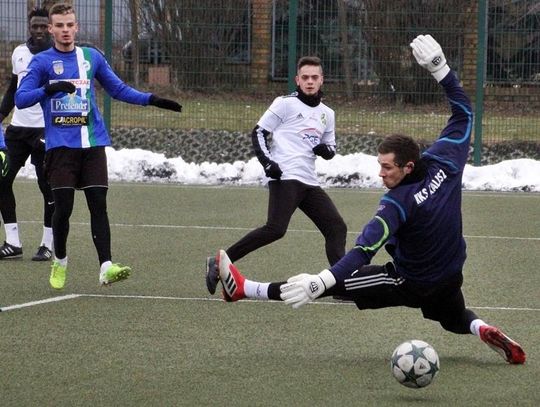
[332, 262, 466, 324]
[4, 125, 46, 167]
[45, 146, 108, 190]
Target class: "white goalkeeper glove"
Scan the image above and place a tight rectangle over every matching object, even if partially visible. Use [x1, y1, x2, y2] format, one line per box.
[280, 269, 336, 309]
[410, 34, 450, 82]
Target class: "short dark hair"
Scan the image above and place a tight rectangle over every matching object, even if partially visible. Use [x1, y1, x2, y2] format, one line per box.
[297, 56, 323, 73]
[28, 7, 48, 21]
[377, 134, 420, 167]
[49, 2, 75, 21]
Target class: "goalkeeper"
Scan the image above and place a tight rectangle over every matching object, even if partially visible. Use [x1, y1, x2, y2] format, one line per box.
[212, 35, 526, 365]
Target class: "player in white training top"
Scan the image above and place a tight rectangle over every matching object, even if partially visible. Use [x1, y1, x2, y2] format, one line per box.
[206, 56, 347, 295]
[0, 7, 54, 261]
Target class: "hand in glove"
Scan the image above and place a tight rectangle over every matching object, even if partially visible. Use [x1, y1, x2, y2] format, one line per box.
[264, 160, 282, 179]
[0, 150, 9, 178]
[149, 95, 182, 112]
[280, 269, 336, 309]
[44, 81, 76, 95]
[312, 143, 335, 160]
[410, 34, 450, 82]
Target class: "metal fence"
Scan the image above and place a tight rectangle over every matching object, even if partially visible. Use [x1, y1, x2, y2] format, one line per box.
[1, 0, 539, 164]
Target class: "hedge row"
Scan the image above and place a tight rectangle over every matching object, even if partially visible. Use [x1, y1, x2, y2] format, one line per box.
[111, 127, 540, 165]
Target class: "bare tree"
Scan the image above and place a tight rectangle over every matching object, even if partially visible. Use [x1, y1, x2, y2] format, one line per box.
[338, 0, 353, 99]
[361, 0, 473, 103]
[129, 0, 140, 86]
[138, 0, 250, 89]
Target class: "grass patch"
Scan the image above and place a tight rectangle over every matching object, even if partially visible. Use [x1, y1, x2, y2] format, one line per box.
[1, 183, 538, 406]
[106, 96, 540, 143]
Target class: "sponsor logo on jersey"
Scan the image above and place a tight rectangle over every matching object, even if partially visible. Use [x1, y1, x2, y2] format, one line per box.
[65, 79, 91, 87]
[413, 168, 448, 205]
[82, 60, 91, 71]
[53, 60, 64, 75]
[320, 113, 327, 126]
[300, 127, 322, 145]
[52, 116, 89, 126]
[51, 94, 89, 114]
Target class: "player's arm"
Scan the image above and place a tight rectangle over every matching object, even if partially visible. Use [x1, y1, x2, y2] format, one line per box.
[93, 49, 181, 112]
[410, 35, 473, 172]
[0, 126, 8, 178]
[0, 74, 17, 122]
[281, 198, 404, 308]
[330, 217, 389, 273]
[252, 101, 284, 179]
[251, 125, 282, 179]
[14, 59, 47, 109]
[15, 57, 75, 108]
[338, 194, 406, 280]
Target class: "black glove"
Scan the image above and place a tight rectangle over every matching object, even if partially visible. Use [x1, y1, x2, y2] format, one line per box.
[264, 160, 282, 179]
[0, 149, 9, 178]
[312, 143, 335, 160]
[44, 81, 76, 95]
[149, 94, 182, 112]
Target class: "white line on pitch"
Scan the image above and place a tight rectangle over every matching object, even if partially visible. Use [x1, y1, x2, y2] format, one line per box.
[78, 294, 540, 311]
[0, 294, 81, 312]
[2, 293, 539, 313]
[17, 220, 540, 241]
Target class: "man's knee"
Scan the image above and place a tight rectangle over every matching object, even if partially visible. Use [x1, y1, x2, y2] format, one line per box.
[324, 216, 347, 241]
[264, 224, 287, 240]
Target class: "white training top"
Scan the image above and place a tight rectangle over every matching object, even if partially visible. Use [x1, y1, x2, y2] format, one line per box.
[257, 95, 336, 186]
[10, 44, 45, 127]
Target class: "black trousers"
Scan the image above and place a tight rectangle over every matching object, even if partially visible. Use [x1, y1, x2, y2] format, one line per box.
[268, 262, 477, 334]
[51, 186, 111, 264]
[227, 179, 347, 266]
[329, 262, 478, 334]
[0, 126, 53, 226]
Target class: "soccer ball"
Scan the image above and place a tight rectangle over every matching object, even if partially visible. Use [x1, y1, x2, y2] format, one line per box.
[391, 339, 440, 388]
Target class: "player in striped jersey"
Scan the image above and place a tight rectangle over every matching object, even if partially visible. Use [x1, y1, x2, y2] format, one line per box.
[213, 35, 526, 365]
[15, 3, 181, 289]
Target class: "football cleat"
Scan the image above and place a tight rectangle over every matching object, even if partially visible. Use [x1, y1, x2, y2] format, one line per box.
[217, 249, 245, 302]
[0, 241, 23, 260]
[99, 263, 131, 286]
[32, 245, 53, 261]
[479, 325, 526, 364]
[205, 255, 220, 294]
[50, 261, 67, 289]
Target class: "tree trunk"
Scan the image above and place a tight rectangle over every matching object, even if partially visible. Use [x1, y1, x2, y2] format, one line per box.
[129, 0, 140, 87]
[338, 0, 353, 99]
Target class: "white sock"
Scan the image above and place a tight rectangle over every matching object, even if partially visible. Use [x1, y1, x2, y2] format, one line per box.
[100, 261, 112, 275]
[244, 280, 270, 300]
[55, 256, 68, 267]
[41, 227, 53, 249]
[470, 319, 488, 336]
[4, 223, 21, 247]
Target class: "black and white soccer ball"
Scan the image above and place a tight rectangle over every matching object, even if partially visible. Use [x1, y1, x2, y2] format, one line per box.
[391, 339, 440, 388]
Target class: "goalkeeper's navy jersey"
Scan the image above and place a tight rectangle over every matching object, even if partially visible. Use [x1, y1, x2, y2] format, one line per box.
[331, 71, 473, 284]
[15, 46, 151, 150]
